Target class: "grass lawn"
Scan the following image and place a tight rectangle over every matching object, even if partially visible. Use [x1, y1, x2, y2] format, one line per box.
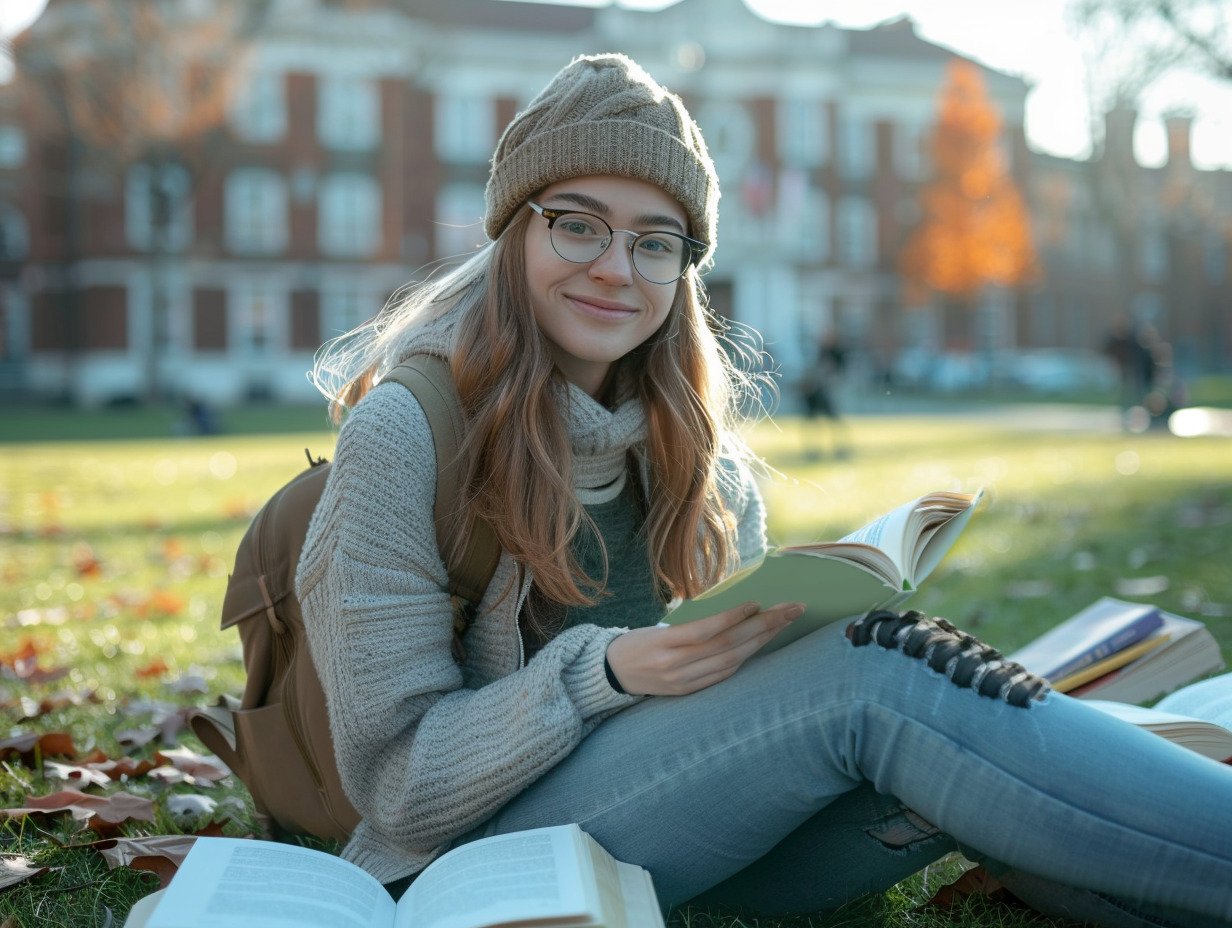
[2, 408, 1229, 927]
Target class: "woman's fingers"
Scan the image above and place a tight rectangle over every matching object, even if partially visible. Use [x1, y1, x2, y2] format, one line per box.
[606, 601, 804, 696]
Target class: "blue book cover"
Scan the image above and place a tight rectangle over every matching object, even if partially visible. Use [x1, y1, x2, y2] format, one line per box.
[1007, 597, 1164, 683]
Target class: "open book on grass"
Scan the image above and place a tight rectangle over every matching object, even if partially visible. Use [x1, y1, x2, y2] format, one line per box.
[123, 824, 663, 928]
[1084, 671, 1232, 763]
[661, 488, 982, 654]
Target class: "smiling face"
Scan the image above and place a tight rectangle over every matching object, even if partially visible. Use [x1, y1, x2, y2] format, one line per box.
[523, 175, 689, 398]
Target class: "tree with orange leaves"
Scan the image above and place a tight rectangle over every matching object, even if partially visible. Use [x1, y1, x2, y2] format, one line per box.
[899, 59, 1036, 341]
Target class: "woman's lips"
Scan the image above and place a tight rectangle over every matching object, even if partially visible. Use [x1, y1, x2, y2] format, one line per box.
[566, 295, 638, 319]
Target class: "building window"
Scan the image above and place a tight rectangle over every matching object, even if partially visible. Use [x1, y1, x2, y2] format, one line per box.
[318, 173, 381, 257]
[193, 288, 227, 351]
[321, 276, 375, 339]
[777, 99, 827, 168]
[318, 75, 381, 151]
[434, 182, 487, 259]
[230, 71, 286, 143]
[224, 168, 288, 255]
[837, 114, 874, 181]
[434, 93, 494, 164]
[231, 278, 285, 355]
[895, 123, 927, 180]
[126, 162, 193, 252]
[696, 101, 755, 181]
[0, 204, 28, 259]
[778, 171, 829, 263]
[0, 126, 25, 168]
[836, 196, 877, 268]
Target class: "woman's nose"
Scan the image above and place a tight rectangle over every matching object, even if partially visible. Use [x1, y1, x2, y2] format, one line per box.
[588, 234, 637, 283]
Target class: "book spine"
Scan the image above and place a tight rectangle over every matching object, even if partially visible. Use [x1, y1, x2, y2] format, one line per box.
[1047, 611, 1160, 681]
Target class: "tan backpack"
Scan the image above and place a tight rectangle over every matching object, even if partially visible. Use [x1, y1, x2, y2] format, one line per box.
[190, 354, 499, 844]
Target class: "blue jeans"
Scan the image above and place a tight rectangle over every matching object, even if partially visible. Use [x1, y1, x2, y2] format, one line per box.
[464, 621, 1232, 922]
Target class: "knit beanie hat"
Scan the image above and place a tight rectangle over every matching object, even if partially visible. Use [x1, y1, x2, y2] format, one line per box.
[484, 53, 720, 267]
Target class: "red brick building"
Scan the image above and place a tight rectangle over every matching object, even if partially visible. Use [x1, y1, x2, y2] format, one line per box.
[0, 0, 1226, 405]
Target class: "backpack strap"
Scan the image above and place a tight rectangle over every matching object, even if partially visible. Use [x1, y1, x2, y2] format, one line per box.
[382, 354, 501, 608]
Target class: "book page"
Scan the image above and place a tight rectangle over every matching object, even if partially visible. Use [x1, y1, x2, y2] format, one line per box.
[146, 838, 395, 928]
[835, 496, 917, 576]
[1155, 673, 1232, 729]
[399, 826, 596, 928]
[614, 862, 666, 928]
[902, 490, 982, 584]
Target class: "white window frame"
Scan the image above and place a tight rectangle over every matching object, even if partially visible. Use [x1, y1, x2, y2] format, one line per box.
[777, 170, 829, 263]
[230, 276, 287, 356]
[229, 71, 286, 144]
[697, 101, 755, 181]
[777, 98, 828, 169]
[836, 196, 877, 269]
[318, 75, 381, 151]
[224, 168, 288, 255]
[318, 173, 382, 258]
[434, 182, 488, 259]
[837, 114, 874, 181]
[126, 162, 193, 253]
[320, 275, 375, 339]
[434, 93, 495, 164]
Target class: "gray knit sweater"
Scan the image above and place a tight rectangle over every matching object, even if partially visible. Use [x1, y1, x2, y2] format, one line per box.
[296, 323, 768, 883]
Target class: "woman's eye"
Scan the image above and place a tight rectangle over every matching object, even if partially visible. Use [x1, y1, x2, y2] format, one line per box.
[637, 234, 676, 255]
[558, 217, 601, 237]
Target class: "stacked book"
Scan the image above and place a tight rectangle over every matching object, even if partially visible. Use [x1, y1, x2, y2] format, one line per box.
[1007, 597, 1225, 705]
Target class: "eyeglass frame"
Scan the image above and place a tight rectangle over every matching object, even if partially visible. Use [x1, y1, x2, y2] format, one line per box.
[526, 201, 707, 284]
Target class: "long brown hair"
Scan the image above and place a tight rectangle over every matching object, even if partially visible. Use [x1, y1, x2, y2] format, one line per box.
[312, 203, 759, 629]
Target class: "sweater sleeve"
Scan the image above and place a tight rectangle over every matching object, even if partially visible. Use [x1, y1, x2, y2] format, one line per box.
[295, 383, 638, 869]
[719, 450, 769, 569]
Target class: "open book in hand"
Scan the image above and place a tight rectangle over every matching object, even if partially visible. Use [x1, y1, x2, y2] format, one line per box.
[660, 488, 983, 654]
[123, 823, 663, 928]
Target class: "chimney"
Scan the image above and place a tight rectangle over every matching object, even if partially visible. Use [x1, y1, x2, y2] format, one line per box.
[1164, 113, 1192, 168]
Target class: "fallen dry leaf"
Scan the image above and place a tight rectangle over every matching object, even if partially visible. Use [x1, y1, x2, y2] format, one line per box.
[92, 835, 199, 888]
[166, 673, 209, 695]
[0, 856, 51, 890]
[0, 731, 76, 766]
[924, 864, 1018, 909]
[165, 794, 218, 818]
[4, 789, 156, 834]
[3, 688, 100, 720]
[77, 749, 159, 780]
[155, 747, 230, 781]
[134, 658, 170, 680]
[115, 727, 161, 751]
[43, 761, 112, 789]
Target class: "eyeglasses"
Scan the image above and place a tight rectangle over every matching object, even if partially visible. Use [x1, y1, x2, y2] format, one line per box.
[527, 202, 706, 285]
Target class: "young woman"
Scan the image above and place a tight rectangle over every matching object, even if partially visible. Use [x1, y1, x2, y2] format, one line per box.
[297, 53, 1232, 925]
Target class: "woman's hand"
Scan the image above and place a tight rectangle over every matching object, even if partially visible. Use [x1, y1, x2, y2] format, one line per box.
[605, 601, 805, 697]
